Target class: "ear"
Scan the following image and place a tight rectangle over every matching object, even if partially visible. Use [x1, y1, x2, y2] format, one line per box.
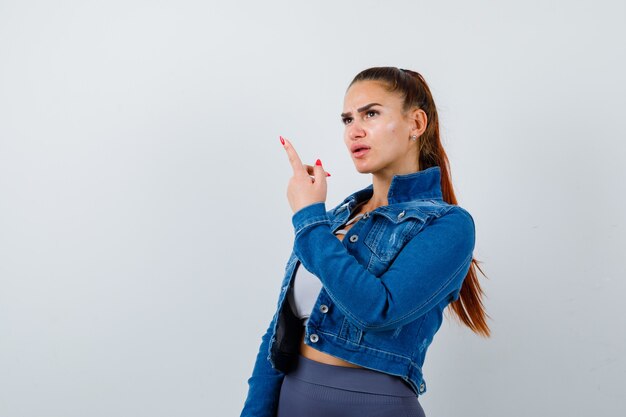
[409, 107, 428, 137]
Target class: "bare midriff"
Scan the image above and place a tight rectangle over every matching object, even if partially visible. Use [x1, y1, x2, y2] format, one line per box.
[299, 202, 370, 369]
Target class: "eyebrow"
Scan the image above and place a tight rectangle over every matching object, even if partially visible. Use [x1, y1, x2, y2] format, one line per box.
[341, 102, 382, 119]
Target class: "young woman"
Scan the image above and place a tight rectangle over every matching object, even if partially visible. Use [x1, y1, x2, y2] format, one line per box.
[240, 67, 490, 417]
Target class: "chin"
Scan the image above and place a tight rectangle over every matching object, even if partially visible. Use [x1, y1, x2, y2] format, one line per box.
[352, 163, 373, 174]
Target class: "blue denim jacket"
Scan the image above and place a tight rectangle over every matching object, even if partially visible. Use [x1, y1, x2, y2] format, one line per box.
[240, 166, 476, 417]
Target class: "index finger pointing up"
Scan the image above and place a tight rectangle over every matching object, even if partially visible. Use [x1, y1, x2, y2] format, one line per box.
[280, 136, 307, 177]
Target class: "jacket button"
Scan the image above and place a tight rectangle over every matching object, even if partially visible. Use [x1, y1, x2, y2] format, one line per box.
[319, 304, 329, 313]
[309, 334, 319, 343]
[419, 382, 425, 393]
[398, 211, 405, 219]
[349, 234, 359, 243]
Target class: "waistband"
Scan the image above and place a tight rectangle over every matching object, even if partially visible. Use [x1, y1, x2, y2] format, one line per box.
[288, 355, 416, 397]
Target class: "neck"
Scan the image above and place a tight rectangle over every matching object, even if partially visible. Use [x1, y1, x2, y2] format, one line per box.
[364, 174, 391, 210]
[364, 162, 421, 211]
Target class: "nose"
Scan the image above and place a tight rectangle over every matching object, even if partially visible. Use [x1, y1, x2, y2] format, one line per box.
[346, 119, 365, 141]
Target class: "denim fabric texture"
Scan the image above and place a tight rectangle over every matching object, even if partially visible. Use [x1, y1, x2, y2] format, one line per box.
[240, 166, 476, 417]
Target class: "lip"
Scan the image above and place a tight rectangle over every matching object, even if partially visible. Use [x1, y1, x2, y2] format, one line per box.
[352, 147, 370, 159]
[350, 144, 371, 153]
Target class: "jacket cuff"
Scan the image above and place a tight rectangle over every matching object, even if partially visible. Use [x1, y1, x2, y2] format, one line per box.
[291, 202, 330, 236]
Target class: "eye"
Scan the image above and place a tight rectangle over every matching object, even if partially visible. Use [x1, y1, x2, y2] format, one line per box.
[341, 110, 378, 125]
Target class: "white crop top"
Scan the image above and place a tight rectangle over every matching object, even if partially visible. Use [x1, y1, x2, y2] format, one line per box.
[287, 202, 368, 326]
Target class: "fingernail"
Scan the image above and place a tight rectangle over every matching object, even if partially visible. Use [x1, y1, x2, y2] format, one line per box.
[326, 172, 331, 177]
[316, 159, 322, 166]
[279, 136, 285, 145]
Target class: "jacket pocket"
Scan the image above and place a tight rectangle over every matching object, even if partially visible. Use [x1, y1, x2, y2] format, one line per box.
[364, 209, 426, 262]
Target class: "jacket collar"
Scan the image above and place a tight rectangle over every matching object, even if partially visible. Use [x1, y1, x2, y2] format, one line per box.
[334, 166, 443, 214]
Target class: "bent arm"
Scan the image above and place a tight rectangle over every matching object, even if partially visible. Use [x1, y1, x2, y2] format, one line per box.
[292, 202, 475, 332]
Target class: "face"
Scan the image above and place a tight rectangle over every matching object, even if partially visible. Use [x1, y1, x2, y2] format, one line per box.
[342, 80, 422, 176]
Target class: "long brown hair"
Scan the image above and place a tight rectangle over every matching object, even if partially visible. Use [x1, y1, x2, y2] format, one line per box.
[348, 67, 491, 337]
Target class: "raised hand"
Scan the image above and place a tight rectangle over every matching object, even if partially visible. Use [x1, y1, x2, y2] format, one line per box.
[280, 135, 330, 214]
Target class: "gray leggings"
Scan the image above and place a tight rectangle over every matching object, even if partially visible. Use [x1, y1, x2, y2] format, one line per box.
[276, 355, 426, 417]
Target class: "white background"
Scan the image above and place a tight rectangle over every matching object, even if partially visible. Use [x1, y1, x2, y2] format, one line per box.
[1, 1, 625, 416]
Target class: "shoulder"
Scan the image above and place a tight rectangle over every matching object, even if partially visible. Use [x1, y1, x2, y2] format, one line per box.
[385, 200, 475, 248]
[418, 200, 475, 235]
[422, 203, 476, 254]
[413, 199, 474, 226]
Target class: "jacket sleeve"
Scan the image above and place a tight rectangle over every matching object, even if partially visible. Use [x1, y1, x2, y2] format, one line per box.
[239, 313, 285, 417]
[291, 201, 476, 332]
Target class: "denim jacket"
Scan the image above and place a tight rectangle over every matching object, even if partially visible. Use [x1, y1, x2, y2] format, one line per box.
[240, 166, 476, 417]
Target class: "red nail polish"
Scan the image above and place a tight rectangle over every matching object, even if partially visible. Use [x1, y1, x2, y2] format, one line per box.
[316, 159, 322, 166]
[326, 172, 331, 177]
[279, 136, 285, 145]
